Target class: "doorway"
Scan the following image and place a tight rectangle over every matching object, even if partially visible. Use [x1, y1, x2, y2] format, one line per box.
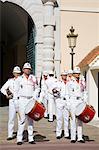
[0, 1, 35, 106]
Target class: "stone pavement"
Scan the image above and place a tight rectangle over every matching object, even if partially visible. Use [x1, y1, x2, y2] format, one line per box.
[0, 106, 99, 149]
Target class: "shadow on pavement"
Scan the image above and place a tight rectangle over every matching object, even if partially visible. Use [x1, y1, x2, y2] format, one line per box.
[34, 134, 50, 142]
[22, 130, 50, 142]
[53, 130, 95, 142]
[83, 135, 95, 142]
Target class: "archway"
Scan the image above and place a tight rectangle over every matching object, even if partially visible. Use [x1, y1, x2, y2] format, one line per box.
[0, 1, 35, 106]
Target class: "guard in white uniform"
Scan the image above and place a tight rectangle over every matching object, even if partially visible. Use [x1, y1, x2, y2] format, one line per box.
[40, 71, 49, 118]
[15, 63, 38, 145]
[55, 71, 69, 139]
[0, 66, 21, 140]
[66, 67, 87, 143]
[67, 69, 73, 82]
[45, 71, 57, 122]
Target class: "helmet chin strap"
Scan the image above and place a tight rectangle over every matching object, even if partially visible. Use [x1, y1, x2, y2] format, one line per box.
[75, 77, 80, 82]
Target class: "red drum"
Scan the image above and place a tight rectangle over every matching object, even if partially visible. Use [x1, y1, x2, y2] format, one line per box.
[75, 102, 96, 123]
[25, 100, 46, 121]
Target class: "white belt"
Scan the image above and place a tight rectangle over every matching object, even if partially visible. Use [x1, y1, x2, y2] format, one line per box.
[18, 96, 33, 99]
[69, 96, 81, 100]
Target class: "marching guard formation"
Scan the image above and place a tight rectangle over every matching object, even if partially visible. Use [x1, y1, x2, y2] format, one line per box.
[0, 62, 95, 145]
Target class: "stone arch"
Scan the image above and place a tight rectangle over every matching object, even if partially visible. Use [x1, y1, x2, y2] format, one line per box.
[1, 0, 44, 76]
[0, 0, 44, 106]
[1, 0, 43, 33]
[1, 0, 59, 77]
[0, 0, 37, 72]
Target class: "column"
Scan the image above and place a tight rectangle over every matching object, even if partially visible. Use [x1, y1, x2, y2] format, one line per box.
[33, 12, 43, 78]
[43, 0, 56, 73]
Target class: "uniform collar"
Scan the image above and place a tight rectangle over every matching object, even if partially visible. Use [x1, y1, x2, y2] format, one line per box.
[22, 74, 30, 79]
[62, 80, 67, 84]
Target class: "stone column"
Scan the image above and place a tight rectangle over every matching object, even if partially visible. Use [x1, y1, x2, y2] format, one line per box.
[33, 12, 43, 78]
[43, 0, 56, 73]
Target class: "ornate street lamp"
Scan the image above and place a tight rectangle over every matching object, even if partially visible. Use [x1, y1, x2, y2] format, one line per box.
[67, 26, 78, 70]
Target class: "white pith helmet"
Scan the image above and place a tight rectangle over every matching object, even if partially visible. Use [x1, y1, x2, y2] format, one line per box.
[23, 62, 32, 70]
[61, 71, 68, 75]
[13, 66, 21, 73]
[67, 69, 73, 74]
[73, 66, 81, 74]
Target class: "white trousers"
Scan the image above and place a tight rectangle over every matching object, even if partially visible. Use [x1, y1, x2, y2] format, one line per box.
[48, 94, 56, 121]
[17, 98, 34, 142]
[68, 98, 83, 141]
[39, 91, 48, 118]
[8, 99, 17, 137]
[55, 98, 69, 137]
[42, 96, 48, 117]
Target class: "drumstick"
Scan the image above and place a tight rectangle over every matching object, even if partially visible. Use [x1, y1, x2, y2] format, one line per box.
[13, 101, 25, 125]
[16, 112, 25, 125]
[16, 111, 21, 120]
[69, 111, 73, 120]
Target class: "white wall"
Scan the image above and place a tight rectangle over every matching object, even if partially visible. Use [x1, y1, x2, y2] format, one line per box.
[60, 0, 99, 71]
[87, 69, 99, 119]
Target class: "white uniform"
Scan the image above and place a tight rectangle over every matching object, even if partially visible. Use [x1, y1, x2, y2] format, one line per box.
[1, 78, 19, 138]
[66, 76, 87, 141]
[45, 76, 57, 121]
[40, 78, 48, 118]
[67, 69, 73, 82]
[15, 74, 37, 142]
[55, 80, 69, 138]
[67, 76, 74, 82]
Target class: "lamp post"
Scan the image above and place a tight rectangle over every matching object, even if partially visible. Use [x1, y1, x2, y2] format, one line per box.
[67, 26, 78, 70]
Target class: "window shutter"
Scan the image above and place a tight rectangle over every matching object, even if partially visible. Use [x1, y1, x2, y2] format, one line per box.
[26, 18, 35, 74]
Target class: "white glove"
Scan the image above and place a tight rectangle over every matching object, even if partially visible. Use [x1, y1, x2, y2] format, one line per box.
[6, 94, 13, 99]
